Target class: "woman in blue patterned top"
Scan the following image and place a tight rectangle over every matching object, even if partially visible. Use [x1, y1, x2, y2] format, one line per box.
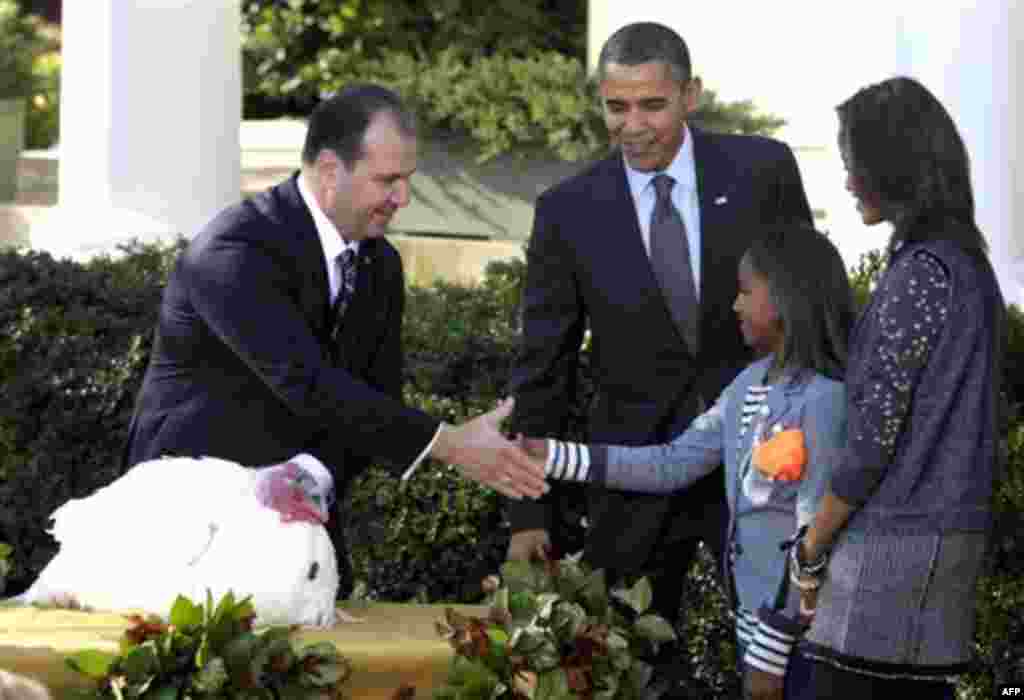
[516, 223, 855, 699]
[788, 78, 1005, 699]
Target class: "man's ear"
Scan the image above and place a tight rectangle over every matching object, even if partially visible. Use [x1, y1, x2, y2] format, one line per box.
[685, 76, 703, 113]
[314, 149, 340, 189]
[311, 149, 344, 212]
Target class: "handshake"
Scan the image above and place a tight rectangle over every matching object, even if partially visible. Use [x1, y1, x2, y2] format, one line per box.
[428, 398, 560, 568]
[426, 398, 553, 502]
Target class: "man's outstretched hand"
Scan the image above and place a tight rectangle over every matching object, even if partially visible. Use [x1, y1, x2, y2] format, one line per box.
[431, 398, 549, 500]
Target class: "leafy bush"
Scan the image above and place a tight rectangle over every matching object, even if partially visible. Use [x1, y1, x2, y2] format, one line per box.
[242, 0, 587, 110]
[958, 422, 1024, 699]
[0, 0, 48, 99]
[0, 243, 1020, 700]
[240, 1, 784, 162]
[25, 45, 58, 148]
[345, 269, 525, 603]
[0, 242, 180, 591]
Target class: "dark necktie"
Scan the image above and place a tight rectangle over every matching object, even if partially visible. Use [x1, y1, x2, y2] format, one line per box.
[650, 174, 699, 353]
[330, 248, 357, 345]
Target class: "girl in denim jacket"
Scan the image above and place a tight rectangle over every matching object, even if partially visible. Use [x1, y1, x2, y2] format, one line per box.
[521, 223, 854, 699]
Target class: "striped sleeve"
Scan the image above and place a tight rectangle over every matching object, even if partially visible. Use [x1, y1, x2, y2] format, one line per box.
[544, 439, 607, 483]
[736, 606, 760, 650]
[743, 604, 806, 677]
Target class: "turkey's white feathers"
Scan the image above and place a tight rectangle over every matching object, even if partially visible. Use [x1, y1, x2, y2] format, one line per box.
[16, 455, 339, 627]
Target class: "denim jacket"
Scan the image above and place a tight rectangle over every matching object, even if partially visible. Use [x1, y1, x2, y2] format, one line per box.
[588, 355, 846, 629]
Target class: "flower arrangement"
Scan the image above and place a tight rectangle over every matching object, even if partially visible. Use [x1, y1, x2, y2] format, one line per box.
[434, 554, 677, 700]
[66, 591, 352, 699]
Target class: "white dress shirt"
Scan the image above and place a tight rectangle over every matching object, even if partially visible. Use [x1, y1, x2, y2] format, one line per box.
[623, 124, 702, 297]
[298, 173, 437, 479]
[297, 173, 360, 303]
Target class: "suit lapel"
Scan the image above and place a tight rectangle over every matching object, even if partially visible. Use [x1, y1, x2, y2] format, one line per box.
[692, 128, 732, 304]
[596, 155, 651, 279]
[279, 174, 333, 341]
[596, 154, 696, 356]
[350, 241, 375, 331]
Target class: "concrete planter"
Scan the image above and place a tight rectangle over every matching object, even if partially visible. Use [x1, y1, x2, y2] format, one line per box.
[0, 97, 26, 202]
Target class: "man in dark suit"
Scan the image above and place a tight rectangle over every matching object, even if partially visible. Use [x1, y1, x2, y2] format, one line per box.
[124, 85, 546, 593]
[507, 21, 812, 679]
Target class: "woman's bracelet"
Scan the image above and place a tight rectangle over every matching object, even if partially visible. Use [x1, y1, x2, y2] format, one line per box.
[783, 526, 830, 586]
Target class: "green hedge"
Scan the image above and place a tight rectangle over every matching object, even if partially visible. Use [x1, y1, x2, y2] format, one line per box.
[0, 242, 1020, 699]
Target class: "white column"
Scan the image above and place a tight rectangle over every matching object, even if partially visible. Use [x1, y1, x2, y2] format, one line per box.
[31, 0, 241, 260]
[894, 0, 1022, 304]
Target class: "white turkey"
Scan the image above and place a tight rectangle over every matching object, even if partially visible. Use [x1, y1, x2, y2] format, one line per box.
[12, 453, 343, 627]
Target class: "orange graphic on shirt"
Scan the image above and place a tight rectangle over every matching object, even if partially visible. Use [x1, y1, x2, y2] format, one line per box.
[752, 428, 806, 481]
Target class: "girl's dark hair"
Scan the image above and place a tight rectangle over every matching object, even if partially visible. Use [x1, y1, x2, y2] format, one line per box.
[746, 223, 855, 381]
[837, 76, 987, 256]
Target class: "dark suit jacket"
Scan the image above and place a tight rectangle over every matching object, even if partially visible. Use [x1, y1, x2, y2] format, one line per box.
[509, 127, 812, 574]
[124, 174, 439, 496]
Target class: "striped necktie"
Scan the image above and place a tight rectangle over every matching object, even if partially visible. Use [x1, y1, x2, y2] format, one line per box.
[330, 248, 357, 344]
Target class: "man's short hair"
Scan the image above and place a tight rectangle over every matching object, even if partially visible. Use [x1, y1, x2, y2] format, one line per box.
[596, 21, 692, 84]
[301, 84, 417, 168]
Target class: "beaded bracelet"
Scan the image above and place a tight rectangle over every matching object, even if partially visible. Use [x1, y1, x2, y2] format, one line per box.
[788, 548, 824, 590]
[782, 526, 829, 589]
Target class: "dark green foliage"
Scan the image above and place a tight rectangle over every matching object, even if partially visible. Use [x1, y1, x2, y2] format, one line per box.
[345, 264, 525, 603]
[0, 244, 1020, 700]
[846, 248, 887, 310]
[242, 0, 587, 109]
[0, 241, 182, 591]
[25, 47, 58, 148]
[0, 0, 48, 99]
[240, 1, 785, 162]
[959, 423, 1024, 699]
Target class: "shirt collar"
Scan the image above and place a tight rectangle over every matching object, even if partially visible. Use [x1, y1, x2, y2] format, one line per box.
[297, 172, 360, 264]
[624, 123, 697, 200]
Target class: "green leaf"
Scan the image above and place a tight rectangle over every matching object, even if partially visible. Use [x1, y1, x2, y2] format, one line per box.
[484, 627, 509, 666]
[627, 660, 654, 693]
[298, 641, 351, 687]
[492, 586, 509, 614]
[535, 593, 561, 620]
[169, 595, 203, 629]
[223, 631, 262, 679]
[149, 685, 179, 700]
[0, 542, 12, 559]
[549, 601, 586, 640]
[606, 631, 629, 653]
[594, 675, 619, 700]
[535, 668, 570, 700]
[499, 559, 549, 593]
[205, 588, 214, 626]
[611, 577, 653, 615]
[121, 643, 160, 682]
[65, 649, 117, 679]
[307, 657, 350, 686]
[192, 656, 229, 694]
[633, 615, 677, 644]
[528, 638, 561, 672]
[578, 569, 609, 615]
[508, 589, 538, 620]
[445, 655, 502, 697]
